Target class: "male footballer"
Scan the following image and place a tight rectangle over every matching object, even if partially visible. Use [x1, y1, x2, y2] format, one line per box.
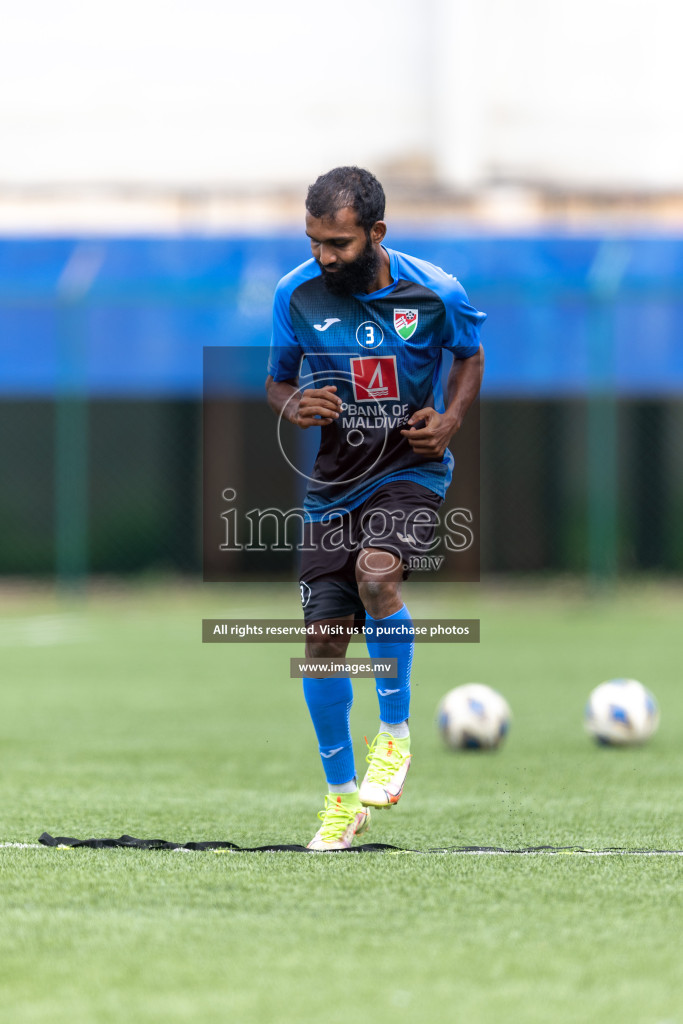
[266, 166, 485, 849]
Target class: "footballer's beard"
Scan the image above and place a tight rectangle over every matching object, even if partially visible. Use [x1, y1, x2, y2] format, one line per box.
[318, 238, 381, 297]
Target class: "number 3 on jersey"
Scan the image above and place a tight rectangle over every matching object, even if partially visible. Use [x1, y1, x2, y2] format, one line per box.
[355, 320, 384, 349]
[350, 356, 400, 402]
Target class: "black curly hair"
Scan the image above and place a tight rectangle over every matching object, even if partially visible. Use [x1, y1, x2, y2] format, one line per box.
[306, 166, 385, 233]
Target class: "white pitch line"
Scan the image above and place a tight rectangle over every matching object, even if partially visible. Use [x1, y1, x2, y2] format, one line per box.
[0, 615, 88, 648]
[1, 843, 682, 856]
[433, 850, 683, 857]
[0, 843, 43, 849]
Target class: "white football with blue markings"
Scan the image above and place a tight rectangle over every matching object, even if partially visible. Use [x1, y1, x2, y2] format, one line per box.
[585, 678, 660, 746]
[437, 683, 512, 751]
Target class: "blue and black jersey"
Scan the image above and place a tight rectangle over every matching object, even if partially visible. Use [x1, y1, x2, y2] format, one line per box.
[268, 246, 486, 519]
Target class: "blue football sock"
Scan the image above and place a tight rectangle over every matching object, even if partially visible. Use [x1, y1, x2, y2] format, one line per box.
[302, 675, 355, 786]
[365, 604, 413, 724]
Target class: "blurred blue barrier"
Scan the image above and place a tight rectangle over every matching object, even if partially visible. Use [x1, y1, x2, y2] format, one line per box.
[1, 233, 683, 397]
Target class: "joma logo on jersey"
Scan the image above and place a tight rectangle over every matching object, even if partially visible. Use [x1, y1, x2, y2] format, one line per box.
[394, 308, 418, 341]
[350, 356, 400, 402]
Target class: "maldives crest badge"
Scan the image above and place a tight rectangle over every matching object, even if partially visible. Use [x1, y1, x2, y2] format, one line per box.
[393, 308, 418, 341]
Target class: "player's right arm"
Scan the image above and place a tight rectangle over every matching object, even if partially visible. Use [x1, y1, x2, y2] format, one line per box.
[265, 376, 341, 428]
[266, 265, 341, 429]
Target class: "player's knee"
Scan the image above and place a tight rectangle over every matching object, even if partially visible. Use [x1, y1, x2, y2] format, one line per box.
[358, 580, 401, 618]
[305, 639, 350, 659]
[358, 579, 388, 602]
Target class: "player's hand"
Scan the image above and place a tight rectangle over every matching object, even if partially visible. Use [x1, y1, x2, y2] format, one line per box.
[295, 385, 342, 428]
[400, 407, 458, 458]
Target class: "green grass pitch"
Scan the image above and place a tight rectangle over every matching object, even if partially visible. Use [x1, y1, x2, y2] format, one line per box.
[1, 580, 682, 1023]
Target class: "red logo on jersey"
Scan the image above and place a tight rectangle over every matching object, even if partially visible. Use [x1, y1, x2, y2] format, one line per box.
[350, 356, 400, 402]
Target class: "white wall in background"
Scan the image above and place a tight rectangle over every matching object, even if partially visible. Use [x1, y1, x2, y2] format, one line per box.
[1, 0, 682, 190]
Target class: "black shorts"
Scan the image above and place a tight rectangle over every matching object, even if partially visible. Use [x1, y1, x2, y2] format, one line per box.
[298, 480, 442, 624]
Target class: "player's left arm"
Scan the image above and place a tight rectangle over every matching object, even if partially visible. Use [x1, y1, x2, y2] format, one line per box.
[400, 344, 484, 457]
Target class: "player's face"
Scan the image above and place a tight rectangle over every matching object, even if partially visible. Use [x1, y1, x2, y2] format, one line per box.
[305, 207, 383, 297]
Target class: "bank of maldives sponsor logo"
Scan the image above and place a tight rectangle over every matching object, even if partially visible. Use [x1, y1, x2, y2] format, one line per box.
[394, 308, 418, 341]
[350, 355, 399, 402]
